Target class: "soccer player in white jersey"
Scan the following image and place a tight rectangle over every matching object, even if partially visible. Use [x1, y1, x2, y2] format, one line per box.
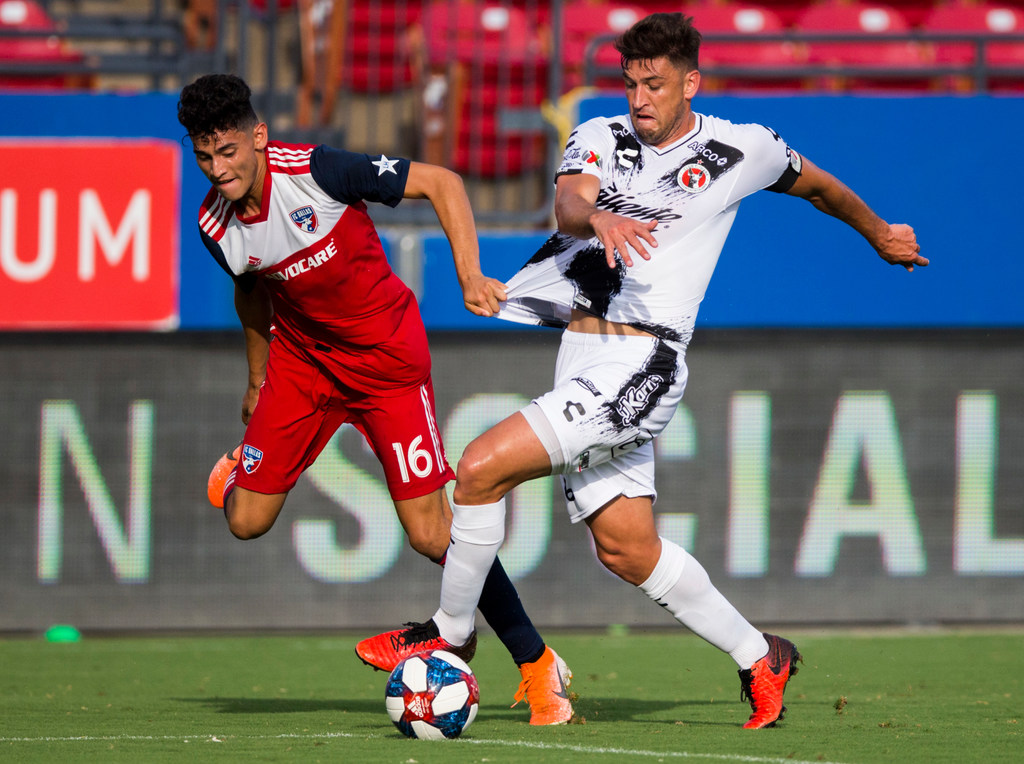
[179, 74, 573, 725]
[364, 13, 927, 729]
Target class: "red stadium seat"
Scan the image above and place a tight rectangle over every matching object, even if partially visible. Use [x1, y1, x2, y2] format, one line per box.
[249, 0, 298, 11]
[342, 0, 422, 93]
[923, 2, 1024, 92]
[295, 0, 422, 130]
[414, 1, 549, 177]
[0, 0, 87, 90]
[795, 0, 934, 91]
[561, 0, 647, 91]
[419, 0, 545, 65]
[690, 2, 807, 93]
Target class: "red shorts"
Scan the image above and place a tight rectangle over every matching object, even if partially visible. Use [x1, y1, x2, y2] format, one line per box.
[235, 337, 454, 501]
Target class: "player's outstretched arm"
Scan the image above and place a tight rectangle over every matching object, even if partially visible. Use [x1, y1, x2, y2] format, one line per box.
[403, 161, 506, 316]
[234, 280, 272, 424]
[785, 156, 928, 272]
[555, 172, 658, 269]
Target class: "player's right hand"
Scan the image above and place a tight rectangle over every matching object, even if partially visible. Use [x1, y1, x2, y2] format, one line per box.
[462, 273, 507, 317]
[877, 223, 928, 272]
[591, 211, 659, 269]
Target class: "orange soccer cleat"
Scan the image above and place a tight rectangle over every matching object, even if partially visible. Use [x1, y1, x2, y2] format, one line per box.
[207, 444, 241, 509]
[355, 619, 477, 673]
[738, 633, 802, 729]
[512, 646, 574, 725]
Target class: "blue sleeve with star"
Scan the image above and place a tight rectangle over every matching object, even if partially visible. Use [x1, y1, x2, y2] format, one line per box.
[309, 145, 410, 207]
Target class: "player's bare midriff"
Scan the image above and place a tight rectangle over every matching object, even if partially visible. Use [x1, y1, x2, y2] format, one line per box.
[568, 308, 655, 337]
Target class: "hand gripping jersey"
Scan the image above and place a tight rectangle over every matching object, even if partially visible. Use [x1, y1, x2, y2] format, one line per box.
[198, 144, 429, 395]
[498, 113, 803, 348]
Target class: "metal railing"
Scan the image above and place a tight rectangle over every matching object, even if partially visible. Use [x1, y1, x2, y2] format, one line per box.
[4, 2, 1024, 225]
[585, 31, 1024, 92]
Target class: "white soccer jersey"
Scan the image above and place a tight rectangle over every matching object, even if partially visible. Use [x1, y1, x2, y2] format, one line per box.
[498, 112, 803, 347]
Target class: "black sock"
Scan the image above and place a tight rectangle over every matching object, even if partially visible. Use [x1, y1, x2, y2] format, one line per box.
[479, 558, 546, 665]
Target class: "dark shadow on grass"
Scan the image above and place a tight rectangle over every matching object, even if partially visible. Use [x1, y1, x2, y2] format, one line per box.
[176, 695, 747, 727]
[573, 695, 745, 727]
[175, 696, 373, 714]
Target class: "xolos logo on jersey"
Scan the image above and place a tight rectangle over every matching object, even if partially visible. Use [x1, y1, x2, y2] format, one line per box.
[289, 205, 318, 233]
[241, 444, 263, 474]
[677, 163, 711, 193]
[676, 139, 745, 193]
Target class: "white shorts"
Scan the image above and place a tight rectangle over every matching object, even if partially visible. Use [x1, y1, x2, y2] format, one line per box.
[522, 329, 688, 523]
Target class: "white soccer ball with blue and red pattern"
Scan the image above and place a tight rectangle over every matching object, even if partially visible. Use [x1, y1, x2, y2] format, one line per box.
[385, 649, 480, 739]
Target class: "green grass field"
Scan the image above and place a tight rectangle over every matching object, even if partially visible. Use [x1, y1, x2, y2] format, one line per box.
[1, 628, 1021, 763]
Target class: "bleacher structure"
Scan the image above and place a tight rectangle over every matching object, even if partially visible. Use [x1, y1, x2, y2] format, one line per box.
[3, 0, 1024, 221]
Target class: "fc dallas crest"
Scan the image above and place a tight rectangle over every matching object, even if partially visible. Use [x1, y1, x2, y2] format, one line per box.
[289, 205, 318, 233]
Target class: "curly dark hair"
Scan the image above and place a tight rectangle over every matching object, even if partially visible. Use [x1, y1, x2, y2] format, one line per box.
[615, 13, 701, 72]
[177, 74, 259, 140]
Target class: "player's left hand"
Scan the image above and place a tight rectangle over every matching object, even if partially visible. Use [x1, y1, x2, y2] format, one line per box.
[462, 273, 508, 317]
[877, 223, 927, 272]
[241, 383, 260, 425]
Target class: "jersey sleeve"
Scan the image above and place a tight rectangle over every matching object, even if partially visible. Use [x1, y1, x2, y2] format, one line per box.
[555, 117, 614, 181]
[756, 125, 803, 194]
[309, 145, 411, 207]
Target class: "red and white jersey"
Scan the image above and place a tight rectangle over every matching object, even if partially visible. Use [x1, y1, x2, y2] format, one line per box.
[198, 143, 430, 394]
[498, 113, 803, 348]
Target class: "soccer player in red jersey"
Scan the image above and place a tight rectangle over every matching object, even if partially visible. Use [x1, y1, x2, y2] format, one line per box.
[178, 74, 573, 725]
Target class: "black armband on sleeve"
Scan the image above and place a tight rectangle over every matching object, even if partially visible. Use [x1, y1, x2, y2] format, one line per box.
[765, 148, 803, 193]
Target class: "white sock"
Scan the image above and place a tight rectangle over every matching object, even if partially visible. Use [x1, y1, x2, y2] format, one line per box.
[640, 538, 769, 669]
[432, 498, 506, 646]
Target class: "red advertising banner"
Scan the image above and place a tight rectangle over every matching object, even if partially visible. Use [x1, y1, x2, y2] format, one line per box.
[0, 139, 179, 329]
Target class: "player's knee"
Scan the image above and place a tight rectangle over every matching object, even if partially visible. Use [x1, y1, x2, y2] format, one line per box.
[226, 515, 270, 540]
[224, 504, 275, 540]
[405, 524, 449, 560]
[453, 442, 506, 505]
[594, 544, 627, 579]
[594, 540, 654, 586]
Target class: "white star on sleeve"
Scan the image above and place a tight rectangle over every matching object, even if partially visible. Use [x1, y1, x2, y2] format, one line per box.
[371, 154, 399, 176]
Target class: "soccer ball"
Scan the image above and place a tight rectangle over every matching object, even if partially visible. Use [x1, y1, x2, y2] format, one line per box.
[385, 649, 480, 739]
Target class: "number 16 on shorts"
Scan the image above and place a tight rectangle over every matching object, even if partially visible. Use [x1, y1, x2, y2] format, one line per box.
[392, 436, 435, 482]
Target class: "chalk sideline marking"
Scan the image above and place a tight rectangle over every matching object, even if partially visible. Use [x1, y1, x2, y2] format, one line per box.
[0, 731, 849, 763]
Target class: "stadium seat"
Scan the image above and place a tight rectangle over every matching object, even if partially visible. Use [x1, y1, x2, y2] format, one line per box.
[923, 2, 1024, 92]
[342, 0, 423, 93]
[249, 0, 298, 11]
[0, 0, 87, 90]
[295, 0, 422, 131]
[794, 0, 934, 92]
[689, 2, 807, 93]
[561, 0, 646, 91]
[413, 1, 549, 177]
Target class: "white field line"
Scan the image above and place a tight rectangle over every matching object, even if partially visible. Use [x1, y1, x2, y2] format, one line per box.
[0, 731, 851, 763]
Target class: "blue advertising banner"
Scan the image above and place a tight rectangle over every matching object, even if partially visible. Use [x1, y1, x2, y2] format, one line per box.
[567, 93, 1024, 328]
[3, 94, 1021, 329]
